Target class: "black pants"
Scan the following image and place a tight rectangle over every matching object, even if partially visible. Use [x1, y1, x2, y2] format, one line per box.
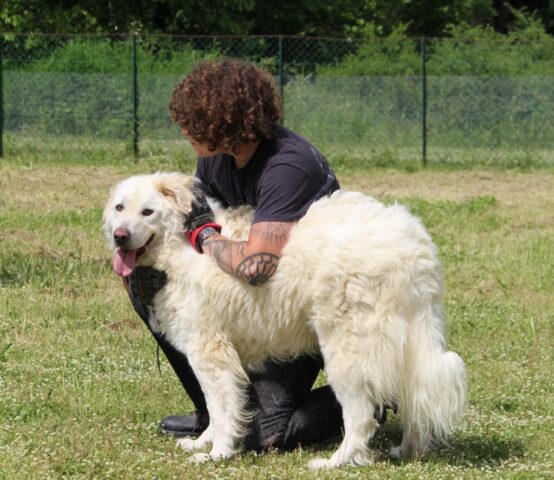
[126, 267, 343, 451]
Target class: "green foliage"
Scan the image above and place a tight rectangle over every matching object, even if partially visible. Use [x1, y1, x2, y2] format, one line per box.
[0, 0, 257, 36]
[8, 37, 220, 74]
[428, 17, 554, 75]
[3, 0, 553, 39]
[0, 0, 101, 34]
[321, 10, 554, 77]
[344, 0, 496, 38]
[318, 25, 420, 76]
[27, 38, 133, 73]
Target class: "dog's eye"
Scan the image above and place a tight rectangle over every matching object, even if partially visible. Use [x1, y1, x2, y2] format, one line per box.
[115, 204, 124, 211]
[142, 208, 154, 217]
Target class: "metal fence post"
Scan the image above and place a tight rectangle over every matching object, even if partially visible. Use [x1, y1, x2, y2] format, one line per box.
[421, 37, 427, 167]
[278, 35, 284, 123]
[132, 34, 139, 158]
[0, 35, 4, 158]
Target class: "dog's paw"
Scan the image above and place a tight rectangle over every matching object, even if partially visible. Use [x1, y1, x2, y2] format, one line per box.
[188, 452, 211, 464]
[308, 457, 335, 470]
[209, 446, 237, 460]
[176, 438, 200, 452]
[309, 450, 372, 469]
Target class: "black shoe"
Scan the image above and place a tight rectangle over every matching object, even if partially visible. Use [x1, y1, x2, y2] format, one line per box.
[160, 411, 209, 438]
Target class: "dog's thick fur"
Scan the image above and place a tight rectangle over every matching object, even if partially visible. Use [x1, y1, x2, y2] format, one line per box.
[103, 172, 467, 469]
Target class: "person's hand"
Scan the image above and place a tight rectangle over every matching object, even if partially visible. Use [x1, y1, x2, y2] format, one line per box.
[184, 195, 221, 253]
[184, 197, 217, 232]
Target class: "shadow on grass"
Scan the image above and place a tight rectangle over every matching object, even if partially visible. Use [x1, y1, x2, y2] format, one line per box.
[303, 420, 524, 469]
[428, 432, 525, 468]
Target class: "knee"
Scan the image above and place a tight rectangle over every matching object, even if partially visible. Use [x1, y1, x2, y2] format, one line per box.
[243, 409, 292, 452]
[282, 387, 344, 449]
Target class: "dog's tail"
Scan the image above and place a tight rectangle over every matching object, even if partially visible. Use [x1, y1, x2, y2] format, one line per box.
[399, 304, 467, 453]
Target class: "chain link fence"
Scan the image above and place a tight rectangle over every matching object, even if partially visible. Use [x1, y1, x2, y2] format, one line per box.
[1, 33, 554, 166]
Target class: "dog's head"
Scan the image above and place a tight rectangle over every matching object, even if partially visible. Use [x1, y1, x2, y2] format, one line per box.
[103, 172, 208, 277]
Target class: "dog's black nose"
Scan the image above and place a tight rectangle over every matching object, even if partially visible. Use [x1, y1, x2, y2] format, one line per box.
[113, 227, 131, 246]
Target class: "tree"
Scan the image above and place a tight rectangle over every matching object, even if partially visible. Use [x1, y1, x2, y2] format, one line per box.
[0, 0, 257, 35]
[1, 0, 553, 37]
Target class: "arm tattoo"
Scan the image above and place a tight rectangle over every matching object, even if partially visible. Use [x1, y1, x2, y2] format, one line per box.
[236, 253, 279, 286]
[250, 223, 290, 245]
[203, 236, 246, 275]
[202, 237, 235, 276]
[202, 223, 289, 286]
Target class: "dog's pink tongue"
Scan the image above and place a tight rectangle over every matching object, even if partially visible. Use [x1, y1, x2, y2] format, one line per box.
[112, 248, 138, 277]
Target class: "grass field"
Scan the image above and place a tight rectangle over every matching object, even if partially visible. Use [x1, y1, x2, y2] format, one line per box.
[0, 156, 553, 479]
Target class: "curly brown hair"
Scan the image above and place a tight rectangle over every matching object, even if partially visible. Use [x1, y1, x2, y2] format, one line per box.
[169, 59, 282, 154]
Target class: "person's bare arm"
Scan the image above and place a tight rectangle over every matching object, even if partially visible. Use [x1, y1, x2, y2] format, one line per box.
[202, 221, 294, 285]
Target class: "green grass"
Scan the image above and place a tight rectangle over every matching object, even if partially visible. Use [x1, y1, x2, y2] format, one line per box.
[0, 159, 553, 479]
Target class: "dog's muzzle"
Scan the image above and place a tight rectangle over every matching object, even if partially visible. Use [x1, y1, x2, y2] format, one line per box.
[113, 227, 131, 246]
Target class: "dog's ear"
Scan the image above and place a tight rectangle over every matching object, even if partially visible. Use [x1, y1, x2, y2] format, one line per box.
[155, 173, 196, 215]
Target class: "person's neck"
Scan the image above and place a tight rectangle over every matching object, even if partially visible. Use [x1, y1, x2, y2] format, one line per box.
[233, 141, 260, 169]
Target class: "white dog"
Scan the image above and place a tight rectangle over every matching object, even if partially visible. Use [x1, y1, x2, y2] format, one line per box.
[103, 172, 466, 469]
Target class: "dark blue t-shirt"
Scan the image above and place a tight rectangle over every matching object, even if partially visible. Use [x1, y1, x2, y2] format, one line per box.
[195, 125, 339, 224]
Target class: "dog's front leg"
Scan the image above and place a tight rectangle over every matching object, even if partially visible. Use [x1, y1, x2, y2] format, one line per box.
[185, 336, 250, 463]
